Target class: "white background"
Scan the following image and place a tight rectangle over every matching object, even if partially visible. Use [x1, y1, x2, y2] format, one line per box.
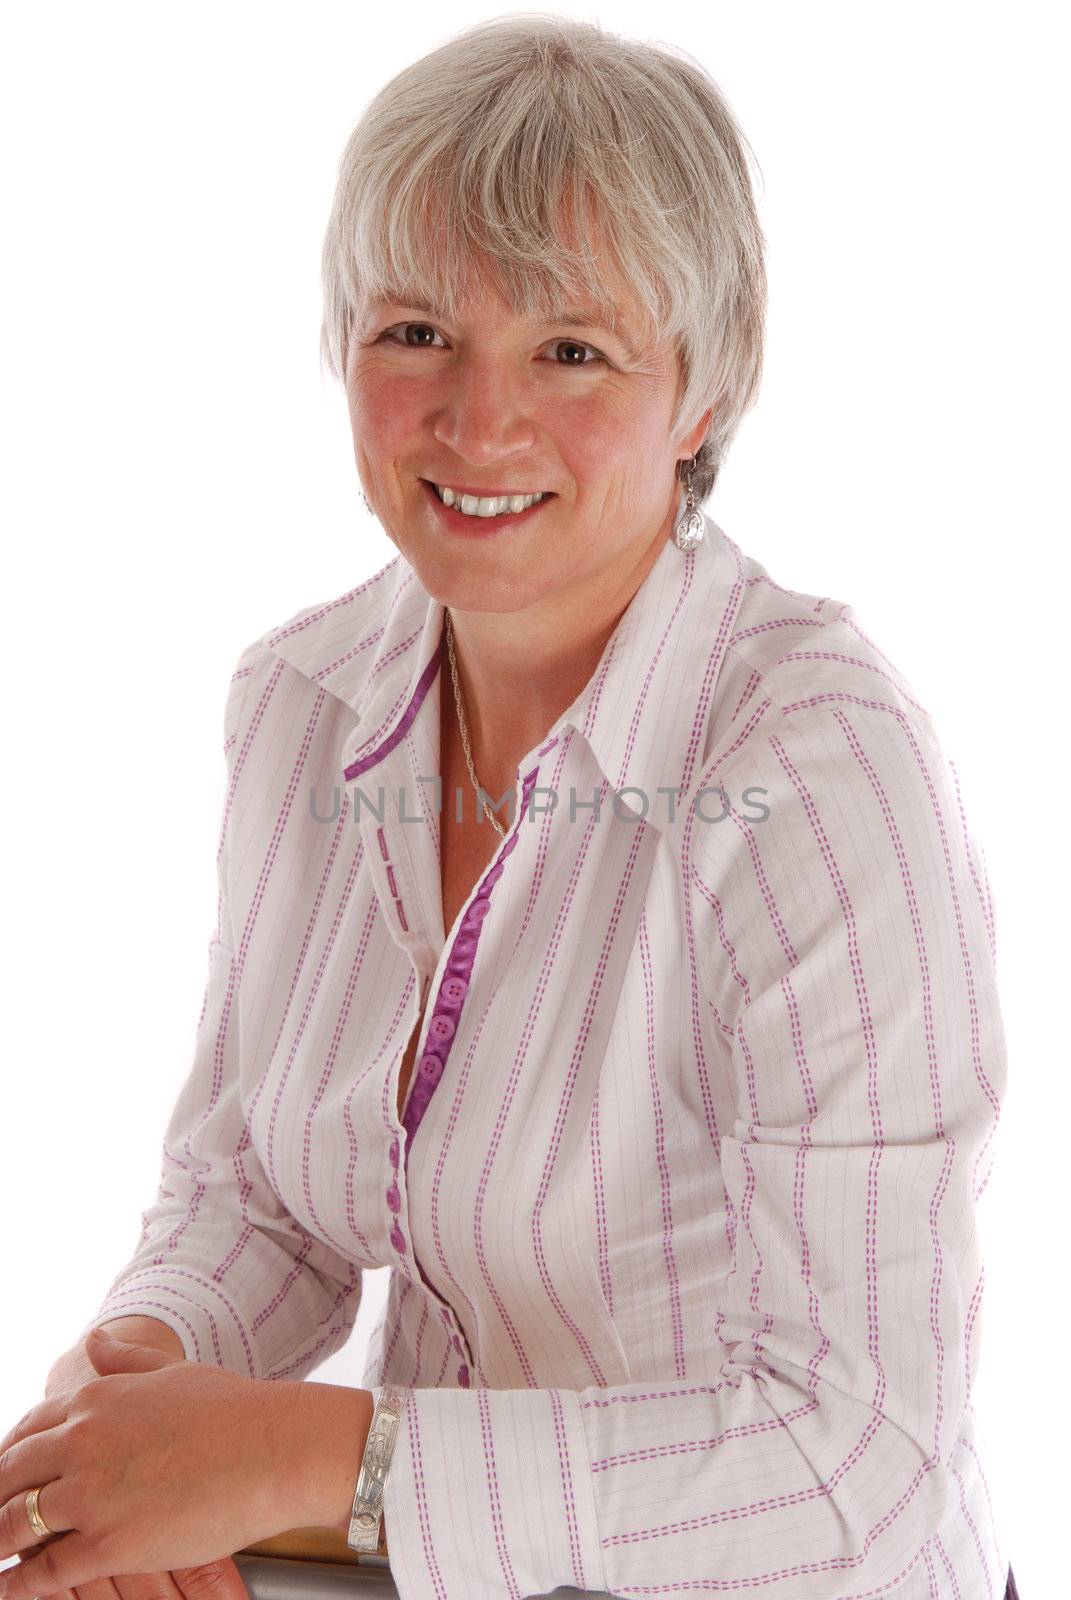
[2, 3, 1066, 1594]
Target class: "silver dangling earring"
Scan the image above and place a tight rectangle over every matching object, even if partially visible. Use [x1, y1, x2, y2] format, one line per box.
[673, 456, 704, 553]
[360, 490, 372, 514]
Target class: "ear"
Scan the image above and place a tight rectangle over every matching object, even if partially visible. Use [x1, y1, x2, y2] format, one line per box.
[83, 1327, 181, 1374]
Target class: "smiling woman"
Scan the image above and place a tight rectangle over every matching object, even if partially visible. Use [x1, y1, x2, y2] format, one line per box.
[321, 19, 767, 515]
[337, 211, 726, 748]
[2, 13, 1017, 1600]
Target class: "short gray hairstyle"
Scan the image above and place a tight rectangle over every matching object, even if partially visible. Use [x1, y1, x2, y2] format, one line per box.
[320, 13, 767, 504]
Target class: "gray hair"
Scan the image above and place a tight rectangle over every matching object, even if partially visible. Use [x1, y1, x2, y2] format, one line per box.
[320, 13, 767, 504]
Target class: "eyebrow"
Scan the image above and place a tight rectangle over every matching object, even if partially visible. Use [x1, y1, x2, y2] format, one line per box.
[366, 296, 639, 359]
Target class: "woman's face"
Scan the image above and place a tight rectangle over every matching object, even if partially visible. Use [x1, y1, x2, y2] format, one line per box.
[345, 272, 711, 617]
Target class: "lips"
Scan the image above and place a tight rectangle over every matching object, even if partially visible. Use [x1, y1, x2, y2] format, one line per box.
[426, 480, 550, 504]
[419, 478, 555, 536]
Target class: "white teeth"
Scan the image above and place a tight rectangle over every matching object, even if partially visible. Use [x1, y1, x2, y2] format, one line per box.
[434, 483, 546, 517]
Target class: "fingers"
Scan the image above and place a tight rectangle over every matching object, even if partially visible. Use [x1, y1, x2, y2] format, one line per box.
[0, 1550, 249, 1600]
[70, 1568, 238, 1600]
[0, 1431, 77, 1559]
[51, 1567, 185, 1600]
[0, 1477, 73, 1563]
[110, 1572, 183, 1600]
[82, 1341, 180, 1378]
[0, 1399, 70, 1461]
[67, 1578, 123, 1600]
[71, 1565, 229, 1600]
[169, 1562, 249, 1600]
[0, 1528, 98, 1600]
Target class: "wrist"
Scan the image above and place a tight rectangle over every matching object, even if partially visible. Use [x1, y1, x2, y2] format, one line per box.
[277, 1380, 376, 1531]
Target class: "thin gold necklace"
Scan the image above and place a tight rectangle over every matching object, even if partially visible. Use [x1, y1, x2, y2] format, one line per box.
[444, 608, 508, 838]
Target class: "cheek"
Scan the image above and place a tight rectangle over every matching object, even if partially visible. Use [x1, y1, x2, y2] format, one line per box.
[346, 364, 667, 489]
[347, 369, 426, 461]
[557, 401, 665, 491]
[541, 388, 642, 474]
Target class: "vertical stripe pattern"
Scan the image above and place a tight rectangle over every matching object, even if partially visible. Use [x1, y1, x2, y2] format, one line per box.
[80, 511, 1010, 1598]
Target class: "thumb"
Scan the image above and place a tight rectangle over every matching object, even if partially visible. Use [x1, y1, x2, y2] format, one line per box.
[83, 1326, 179, 1373]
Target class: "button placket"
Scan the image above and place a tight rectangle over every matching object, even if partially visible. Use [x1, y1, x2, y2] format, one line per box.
[397, 763, 542, 1152]
[434, 1304, 473, 1387]
[386, 764, 544, 1305]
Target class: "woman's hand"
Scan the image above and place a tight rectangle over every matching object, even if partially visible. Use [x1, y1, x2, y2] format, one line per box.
[0, 1329, 307, 1600]
[4, 1333, 252, 1600]
[22, 1556, 252, 1600]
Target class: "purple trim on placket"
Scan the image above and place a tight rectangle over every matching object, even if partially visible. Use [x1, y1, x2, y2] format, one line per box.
[342, 649, 441, 781]
[376, 826, 411, 937]
[400, 762, 543, 1154]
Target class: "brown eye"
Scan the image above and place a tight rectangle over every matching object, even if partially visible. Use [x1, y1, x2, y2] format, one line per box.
[401, 323, 441, 347]
[380, 323, 445, 348]
[378, 324, 605, 365]
[551, 339, 603, 366]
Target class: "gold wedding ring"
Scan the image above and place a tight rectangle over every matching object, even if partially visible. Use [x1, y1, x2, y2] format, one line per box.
[25, 1486, 55, 1540]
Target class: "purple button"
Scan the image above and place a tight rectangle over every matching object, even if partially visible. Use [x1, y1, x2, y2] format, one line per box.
[389, 1138, 399, 1168]
[440, 1306, 450, 1324]
[457, 1364, 470, 1387]
[464, 896, 492, 924]
[450, 937, 478, 968]
[440, 975, 469, 1005]
[428, 1012, 456, 1042]
[452, 1333, 463, 1354]
[389, 1224, 407, 1254]
[386, 1182, 401, 1212]
[418, 1051, 442, 1081]
[483, 861, 505, 887]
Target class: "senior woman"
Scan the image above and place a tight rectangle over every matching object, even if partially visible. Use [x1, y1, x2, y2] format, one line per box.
[0, 15, 1016, 1600]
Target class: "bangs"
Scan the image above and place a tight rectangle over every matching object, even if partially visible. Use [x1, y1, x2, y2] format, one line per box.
[341, 158, 676, 367]
[320, 14, 767, 501]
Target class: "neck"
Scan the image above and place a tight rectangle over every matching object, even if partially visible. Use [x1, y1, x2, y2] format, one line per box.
[442, 521, 671, 782]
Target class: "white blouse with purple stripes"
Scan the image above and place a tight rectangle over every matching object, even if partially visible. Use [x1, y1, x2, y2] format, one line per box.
[81, 511, 1011, 1599]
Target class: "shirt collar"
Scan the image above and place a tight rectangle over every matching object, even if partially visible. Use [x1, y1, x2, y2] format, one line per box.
[265, 493, 745, 835]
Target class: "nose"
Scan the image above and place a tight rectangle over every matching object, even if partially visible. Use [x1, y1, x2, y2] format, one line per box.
[431, 352, 538, 466]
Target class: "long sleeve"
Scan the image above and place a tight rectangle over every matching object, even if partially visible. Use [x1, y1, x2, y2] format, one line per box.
[77, 641, 363, 1380]
[380, 698, 1008, 1599]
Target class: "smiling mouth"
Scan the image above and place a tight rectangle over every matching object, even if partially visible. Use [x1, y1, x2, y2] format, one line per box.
[419, 478, 556, 534]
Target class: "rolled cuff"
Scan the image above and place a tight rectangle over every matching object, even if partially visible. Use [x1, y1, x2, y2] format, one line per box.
[383, 1383, 607, 1600]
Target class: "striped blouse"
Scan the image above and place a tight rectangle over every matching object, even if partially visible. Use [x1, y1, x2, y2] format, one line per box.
[80, 508, 1011, 1599]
